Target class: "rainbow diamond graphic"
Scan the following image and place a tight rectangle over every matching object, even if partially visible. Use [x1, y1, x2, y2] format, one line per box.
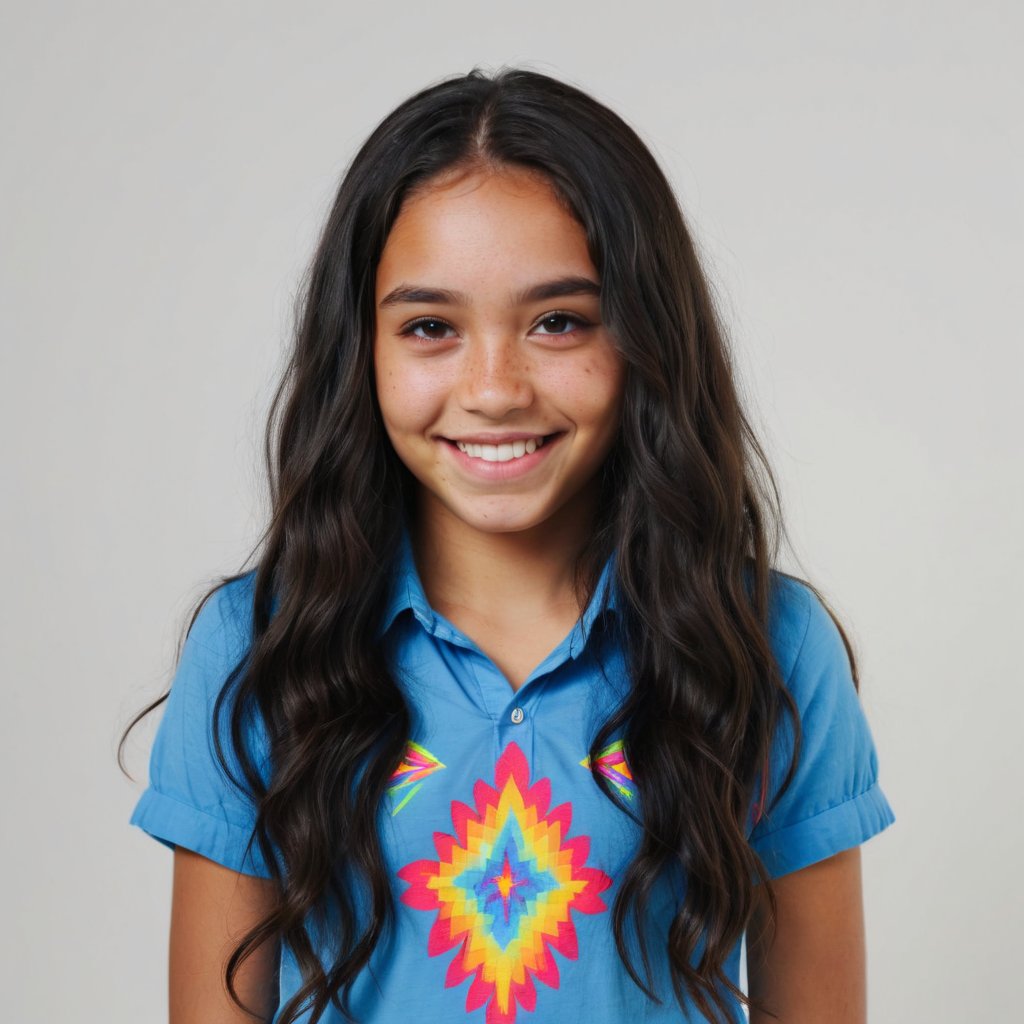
[388, 741, 446, 816]
[579, 739, 635, 801]
[398, 741, 612, 1022]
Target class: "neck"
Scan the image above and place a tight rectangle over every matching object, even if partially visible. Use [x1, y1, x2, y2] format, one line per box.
[411, 491, 599, 622]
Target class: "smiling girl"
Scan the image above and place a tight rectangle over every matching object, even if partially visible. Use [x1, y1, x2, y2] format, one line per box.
[121, 67, 895, 1024]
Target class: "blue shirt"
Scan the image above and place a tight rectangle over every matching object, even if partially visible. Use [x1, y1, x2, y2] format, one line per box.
[130, 533, 895, 1023]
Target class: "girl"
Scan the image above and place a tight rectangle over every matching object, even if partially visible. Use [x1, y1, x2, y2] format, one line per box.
[121, 67, 895, 1024]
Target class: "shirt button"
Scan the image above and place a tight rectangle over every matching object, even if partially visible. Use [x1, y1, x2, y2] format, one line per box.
[510, 706, 525, 724]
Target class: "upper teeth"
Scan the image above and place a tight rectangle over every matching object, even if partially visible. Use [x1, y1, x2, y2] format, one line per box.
[455, 437, 545, 461]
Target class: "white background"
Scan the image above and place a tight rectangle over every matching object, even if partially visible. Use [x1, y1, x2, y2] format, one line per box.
[2, 2, 1020, 1020]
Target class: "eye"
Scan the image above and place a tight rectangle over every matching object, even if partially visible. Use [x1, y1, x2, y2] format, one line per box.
[532, 311, 591, 336]
[400, 317, 457, 342]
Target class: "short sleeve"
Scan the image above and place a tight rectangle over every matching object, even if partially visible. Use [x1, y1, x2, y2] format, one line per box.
[748, 579, 896, 879]
[128, 574, 275, 878]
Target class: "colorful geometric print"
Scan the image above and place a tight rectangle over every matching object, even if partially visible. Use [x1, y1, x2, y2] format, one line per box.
[579, 739, 635, 802]
[398, 741, 612, 1023]
[388, 741, 446, 816]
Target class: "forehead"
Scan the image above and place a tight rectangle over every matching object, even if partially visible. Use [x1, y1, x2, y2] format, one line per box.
[374, 168, 595, 297]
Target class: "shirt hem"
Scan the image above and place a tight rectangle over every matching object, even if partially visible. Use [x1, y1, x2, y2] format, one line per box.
[129, 787, 273, 879]
[748, 781, 896, 880]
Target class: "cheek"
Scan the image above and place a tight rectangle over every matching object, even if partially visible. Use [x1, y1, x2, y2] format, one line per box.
[375, 353, 448, 434]
[553, 354, 625, 430]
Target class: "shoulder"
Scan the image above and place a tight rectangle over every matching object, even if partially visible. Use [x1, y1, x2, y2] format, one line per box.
[761, 573, 856, 733]
[765, 571, 852, 701]
[169, 569, 270, 766]
[168, 571, 260, 716]
[185, 570, 259, 664]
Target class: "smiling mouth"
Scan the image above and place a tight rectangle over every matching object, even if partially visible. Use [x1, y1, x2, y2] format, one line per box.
[442, 433, 562, 463]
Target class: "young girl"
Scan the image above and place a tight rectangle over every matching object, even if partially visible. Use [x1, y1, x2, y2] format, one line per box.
[121, 67, 895, 1024]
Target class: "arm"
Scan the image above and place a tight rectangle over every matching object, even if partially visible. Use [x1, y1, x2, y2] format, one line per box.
[170, 847, 281, 1024]
[747, 846, 866, 1024]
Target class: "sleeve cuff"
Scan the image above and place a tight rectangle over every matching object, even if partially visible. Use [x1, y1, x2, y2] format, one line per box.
[129, 787, 274, 879]
[749, 781, 896, 880]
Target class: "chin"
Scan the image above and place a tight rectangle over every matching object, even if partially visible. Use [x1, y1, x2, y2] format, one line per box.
[446, 500, 552, 536]
[461, 515, 546, 536]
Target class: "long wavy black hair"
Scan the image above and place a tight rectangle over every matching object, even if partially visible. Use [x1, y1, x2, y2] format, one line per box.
[120, 65, 862, 1024]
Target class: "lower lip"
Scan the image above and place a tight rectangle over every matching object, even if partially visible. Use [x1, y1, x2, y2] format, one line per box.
[441, 435, 562, 481]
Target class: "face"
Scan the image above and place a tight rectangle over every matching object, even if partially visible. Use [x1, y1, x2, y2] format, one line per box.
[373, 166, 625, 540]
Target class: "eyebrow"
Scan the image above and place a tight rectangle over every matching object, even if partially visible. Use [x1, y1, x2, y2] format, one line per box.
[378, 275, 602, 309]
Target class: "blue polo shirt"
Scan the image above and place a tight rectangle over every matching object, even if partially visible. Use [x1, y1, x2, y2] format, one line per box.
[129, 533, 895, 1023]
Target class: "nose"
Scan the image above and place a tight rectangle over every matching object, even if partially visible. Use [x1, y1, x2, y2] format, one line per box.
[456, 335, 534, 419]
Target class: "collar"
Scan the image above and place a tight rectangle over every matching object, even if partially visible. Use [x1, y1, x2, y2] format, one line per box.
[377, 527, 438, 640]
[377, 527, 619, 655]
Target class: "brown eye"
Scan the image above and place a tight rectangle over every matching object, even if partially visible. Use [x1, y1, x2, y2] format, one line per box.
[533, 312, 589, 336]
[402, 318, 456, 341]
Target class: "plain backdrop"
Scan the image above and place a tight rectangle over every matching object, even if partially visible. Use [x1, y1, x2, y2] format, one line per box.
[2, 2, 1020, 1021]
